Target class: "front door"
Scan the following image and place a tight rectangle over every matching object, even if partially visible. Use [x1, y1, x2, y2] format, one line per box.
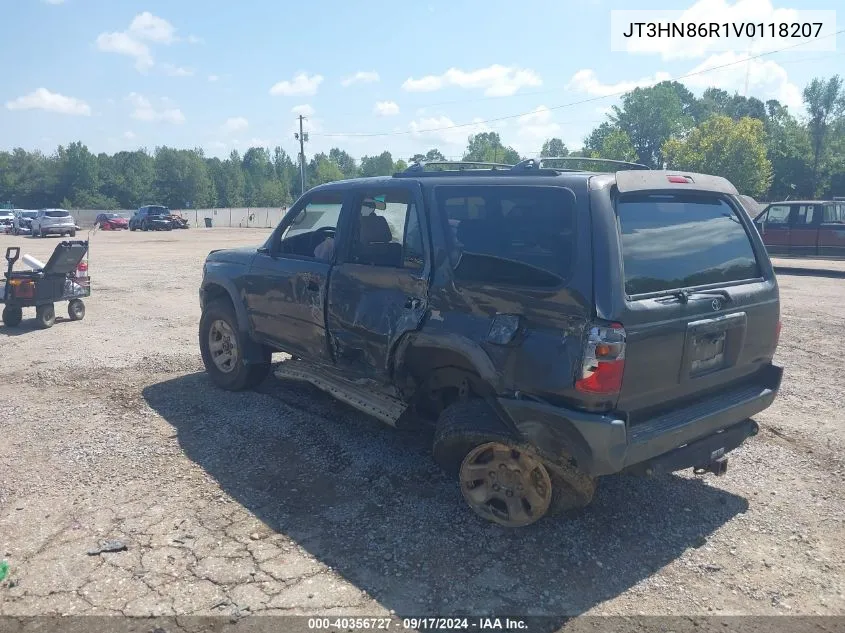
[755, 204, 791, 255]
[789, 203, 821, 257]
[819, 202, 845, 258]
[326, 183, 430, 381]
[244, 190, 347, 362]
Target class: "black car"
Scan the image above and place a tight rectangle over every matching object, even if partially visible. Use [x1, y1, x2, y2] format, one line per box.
[198, 159, 783, 527]
[129, 205, 173, 231]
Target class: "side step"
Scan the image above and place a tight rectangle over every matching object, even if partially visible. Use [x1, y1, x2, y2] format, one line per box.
[274, 360, 408, 427]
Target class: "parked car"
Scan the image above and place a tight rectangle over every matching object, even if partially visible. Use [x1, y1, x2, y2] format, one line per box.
[12, 210, 38, 235]
[0, 209, 14, 233]
[95, 212, 129, 230]
[129, 205, 173, 231]
[32, 209, 76, 238]
[198, 159, 782, 527]
[754, 199, 845, 258]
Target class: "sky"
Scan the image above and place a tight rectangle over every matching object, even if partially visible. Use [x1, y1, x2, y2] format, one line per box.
[1, 0, 842, 162]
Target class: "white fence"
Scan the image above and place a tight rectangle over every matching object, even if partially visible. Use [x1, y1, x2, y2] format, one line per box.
[72, 207, 289, 229]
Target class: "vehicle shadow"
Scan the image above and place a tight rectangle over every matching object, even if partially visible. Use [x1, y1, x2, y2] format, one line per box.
[143, 372, 749, 626]
[0, 316, 74, 336]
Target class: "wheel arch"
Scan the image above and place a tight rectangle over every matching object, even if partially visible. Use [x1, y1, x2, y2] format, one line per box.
[200, 277, 269, 365]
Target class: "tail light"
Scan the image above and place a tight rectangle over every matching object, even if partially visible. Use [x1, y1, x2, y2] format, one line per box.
[575, 322, 626, 395]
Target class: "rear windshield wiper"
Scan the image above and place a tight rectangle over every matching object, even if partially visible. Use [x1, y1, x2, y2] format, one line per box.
[667, 289, 733, 305]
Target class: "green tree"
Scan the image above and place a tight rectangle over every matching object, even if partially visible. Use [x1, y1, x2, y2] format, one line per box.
[394, 159, 408, 172]
[360, 151, 395, 177]
[591, 128, 638, 162]
[220, 150, 245, 207]
[273, 146, 297, 202]
[663, 115, 773, 196]
[153, 147, 214, 209]
[55, 142, 99, 206]
[540, 138, 568, 157]
[309, 154, 344, 186]
[463, 132, 520, 164]
[612, 82, 694, 168]
[242, 147, 275, 205]
[802, 75, 845, 194]
[764, 101, 813, 199]
[328, 148, 359, 179]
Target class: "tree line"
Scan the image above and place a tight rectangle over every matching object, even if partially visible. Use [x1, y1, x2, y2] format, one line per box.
[1, 75, 842, 210]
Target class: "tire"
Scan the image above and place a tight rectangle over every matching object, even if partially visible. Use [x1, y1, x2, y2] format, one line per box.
[68, 299, 85, 321]
[130, 224, 137, 232]
[433, 399, 595, 526]
[70, 230, 76, 237]
[35, 303, 56, 329]
[142, 221, 149, 232]
[32, 226, 39, 237]
[199, 298, 271, 391]
[2, 306, 23, 327]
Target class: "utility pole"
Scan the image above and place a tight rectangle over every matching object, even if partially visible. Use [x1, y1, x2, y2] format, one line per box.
[294, 115, 309, 195]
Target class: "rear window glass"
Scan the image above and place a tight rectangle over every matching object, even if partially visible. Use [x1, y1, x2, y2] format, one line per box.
[147, 206, 169, 215]
[45, 210, 70, 217]
[618, 194, 761, 296]
[435, 185, 576, 285]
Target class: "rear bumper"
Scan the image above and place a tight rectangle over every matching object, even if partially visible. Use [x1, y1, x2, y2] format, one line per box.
[499, 363, 782, 477]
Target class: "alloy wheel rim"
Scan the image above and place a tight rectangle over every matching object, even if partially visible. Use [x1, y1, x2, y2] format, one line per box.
[208, 319, 238, 373]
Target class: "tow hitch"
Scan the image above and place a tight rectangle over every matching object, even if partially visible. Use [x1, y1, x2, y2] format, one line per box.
[694, 456, 729, 477]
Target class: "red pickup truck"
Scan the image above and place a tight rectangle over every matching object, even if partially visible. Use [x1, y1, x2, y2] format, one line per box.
[754, 199, 845, 258]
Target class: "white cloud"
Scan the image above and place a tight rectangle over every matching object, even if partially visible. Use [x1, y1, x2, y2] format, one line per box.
[291, 104, 315, 117]
[96, 31, 153, 71]
[566, 69, 672, 97]
[163, 63, 194, 77]
[341, 71, 380, 87]
[128, 11, 176, 44]
[270, 72, 324, 97]
[124, 131, 136, 140]
[127, 93, 185, 124]
[684, 52, 803, 111]
[516, 106, 561, 141]
[222, 116, 249, 134]
[246, 138, 271, 148]
[402, 64, 542, 97]
[409, 115, 491, 147]
[95, 12, 179, 72]
[374, 101, 400, 116]
[6, 88, 91, 116]
[208, 74, 219, 82]
[43, 0, 66, 4]
[187, 35, 203, 44]
[611, 0, 833, 61]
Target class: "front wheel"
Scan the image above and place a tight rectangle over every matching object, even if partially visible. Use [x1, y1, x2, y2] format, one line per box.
[70, 230, 76, 237]
[2, 306, 23, 327]
[35, 303, 56, 329]
[199, 298, 270, 391]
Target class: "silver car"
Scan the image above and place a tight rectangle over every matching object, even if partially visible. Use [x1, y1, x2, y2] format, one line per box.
[0, 209, 13, 233]
[12, 209, 38, 235]
[32, 208, 77, 238]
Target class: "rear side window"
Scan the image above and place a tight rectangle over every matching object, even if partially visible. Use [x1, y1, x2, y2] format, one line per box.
[618, 194, 761, 296]
[435, 185, 576, 285]
[45, 210, 70, 218]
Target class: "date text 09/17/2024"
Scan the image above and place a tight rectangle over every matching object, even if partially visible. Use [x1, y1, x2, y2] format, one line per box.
[307, 617, 529, 631]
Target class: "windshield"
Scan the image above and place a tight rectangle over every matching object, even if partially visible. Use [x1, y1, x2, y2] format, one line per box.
[618, 193, 761, 296]
[21, 211, 38, 218]
[147, 206, 170, 215]
[0, 211, 13, 217]
[45, 210, 71, 218]
[105, 213, 122, 218]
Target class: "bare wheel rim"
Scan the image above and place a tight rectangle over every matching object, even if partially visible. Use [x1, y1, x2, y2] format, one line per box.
[208, 319, 239, 373]
[459, 442, 552, 527]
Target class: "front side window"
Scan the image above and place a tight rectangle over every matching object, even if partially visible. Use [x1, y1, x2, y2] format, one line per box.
[279, 192, 344, 259]
[763, 205, 791, 225]
[436, 185, 576, 286]
[618, 194, 761, 296]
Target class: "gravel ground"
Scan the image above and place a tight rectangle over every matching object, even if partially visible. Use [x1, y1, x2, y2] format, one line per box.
[0, 229, 843, 624]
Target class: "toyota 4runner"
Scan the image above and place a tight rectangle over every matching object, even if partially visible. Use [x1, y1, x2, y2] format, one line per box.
[198, 159, 783, 528]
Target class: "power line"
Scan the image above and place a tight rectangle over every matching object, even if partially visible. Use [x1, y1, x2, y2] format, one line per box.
[310, 29, 844, 139]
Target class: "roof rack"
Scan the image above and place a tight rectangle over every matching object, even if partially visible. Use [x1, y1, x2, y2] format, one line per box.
[394, 160, 514, 177]
[512, 157, 650, 172]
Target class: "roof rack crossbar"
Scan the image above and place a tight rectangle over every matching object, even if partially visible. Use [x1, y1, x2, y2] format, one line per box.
[402, 160, 515, 173]
[512, 157, 650, 171]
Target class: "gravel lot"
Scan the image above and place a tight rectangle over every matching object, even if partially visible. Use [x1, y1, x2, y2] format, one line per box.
[0, 229, 843, 624]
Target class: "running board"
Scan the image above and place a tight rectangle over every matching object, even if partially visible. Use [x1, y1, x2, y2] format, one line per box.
[274, 360, 408, 427]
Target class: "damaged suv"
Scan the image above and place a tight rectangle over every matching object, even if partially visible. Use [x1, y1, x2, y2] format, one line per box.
[199, 159, 782, 527]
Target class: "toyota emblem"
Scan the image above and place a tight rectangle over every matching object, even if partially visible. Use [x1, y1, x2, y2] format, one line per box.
[711, 298, 722, 311]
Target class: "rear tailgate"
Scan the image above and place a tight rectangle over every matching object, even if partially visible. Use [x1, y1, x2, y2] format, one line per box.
[610, 171, 780, 424]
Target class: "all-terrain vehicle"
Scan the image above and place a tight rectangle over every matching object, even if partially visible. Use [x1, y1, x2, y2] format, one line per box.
[198, 158, 782, 527]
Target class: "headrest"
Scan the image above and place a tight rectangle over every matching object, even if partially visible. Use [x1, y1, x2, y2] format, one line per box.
[359, 214, 392, 243]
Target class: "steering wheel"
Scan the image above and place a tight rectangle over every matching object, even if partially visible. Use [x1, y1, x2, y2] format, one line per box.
[314, 226, 335, 240]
